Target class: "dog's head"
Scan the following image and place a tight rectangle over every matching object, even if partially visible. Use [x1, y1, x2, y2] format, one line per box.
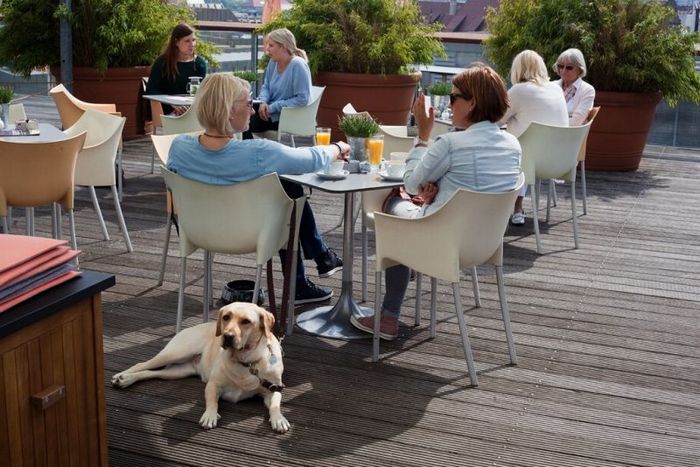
[215, 302, 275, 350]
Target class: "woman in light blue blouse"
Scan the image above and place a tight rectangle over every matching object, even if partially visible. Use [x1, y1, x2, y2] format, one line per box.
[350, 64, 522, 341]
[242, 28, 312, 139]
[168, 73, 350, 305]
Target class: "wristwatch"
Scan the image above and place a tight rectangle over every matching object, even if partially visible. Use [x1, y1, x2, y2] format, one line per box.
[414, 137, 429, 147]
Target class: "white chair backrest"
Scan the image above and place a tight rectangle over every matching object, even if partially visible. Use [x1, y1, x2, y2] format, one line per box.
[378, 125, 414, 155]
[64, 109, 126, 186]
[375, 173, 524, 282]
[361, 188, 392, 228]
[518, 122, 590, 183]
[151, 133, 181, 165]
[8, 103, 27, 122]
[277, 85, 326, 138]
[49, 83, 117, 129]
[577, 106, 600, 162]
[162, 105, 203, 135]
[161, 169, 295, 263]
[430, 120, 451, 139]
[342, 103, 358, 116]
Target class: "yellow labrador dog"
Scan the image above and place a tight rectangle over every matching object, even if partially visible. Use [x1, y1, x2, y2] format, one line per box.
[111, 302, 289, 433]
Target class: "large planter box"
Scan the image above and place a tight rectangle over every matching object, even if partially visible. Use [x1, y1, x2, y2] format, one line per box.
[315, 72, 420, 141]
[587, 91, 662, 171]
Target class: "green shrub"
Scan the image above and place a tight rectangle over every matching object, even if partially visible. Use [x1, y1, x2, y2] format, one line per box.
[427, 81, 452, 96]
[338, 113, 380, 137]
[233, 70, 260, 83]
[0, 86, 14, 104]
[484, 0, 700, 106]
[258, 0, 445, 75]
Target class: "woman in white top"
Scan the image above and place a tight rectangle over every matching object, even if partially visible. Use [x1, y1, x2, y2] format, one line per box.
[552, 48, 596, 126]
[499, 50, 568, 225]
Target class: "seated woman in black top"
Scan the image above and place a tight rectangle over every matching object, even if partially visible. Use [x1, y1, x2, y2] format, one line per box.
[146, 23, 207, 115]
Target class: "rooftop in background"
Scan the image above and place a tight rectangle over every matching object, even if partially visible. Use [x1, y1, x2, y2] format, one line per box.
[419, 0, 499, 32]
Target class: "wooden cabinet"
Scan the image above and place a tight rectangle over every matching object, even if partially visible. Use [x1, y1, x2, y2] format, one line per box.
[0, 272, 114, 467]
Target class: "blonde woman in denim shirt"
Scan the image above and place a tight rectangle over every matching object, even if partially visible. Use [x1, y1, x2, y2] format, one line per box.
[351, 64, 522, 340]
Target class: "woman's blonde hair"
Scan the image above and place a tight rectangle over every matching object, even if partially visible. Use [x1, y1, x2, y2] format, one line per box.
[510, 50, 549, 86]
[266, 28, 308, 62]
[195, 73, 251, 136]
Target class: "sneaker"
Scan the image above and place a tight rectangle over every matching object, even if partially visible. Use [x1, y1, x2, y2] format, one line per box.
[294, 279, 333, 305]
[511, 210, 525, 226]
[350, 314, 399, 341]
[316, 248, 343, 278]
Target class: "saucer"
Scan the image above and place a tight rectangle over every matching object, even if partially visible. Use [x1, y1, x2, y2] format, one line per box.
[378, 170, 404, 182]
[316, 170, 350, 180]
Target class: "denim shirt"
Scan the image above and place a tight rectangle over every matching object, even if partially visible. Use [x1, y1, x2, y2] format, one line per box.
[404, 120, 522, 215]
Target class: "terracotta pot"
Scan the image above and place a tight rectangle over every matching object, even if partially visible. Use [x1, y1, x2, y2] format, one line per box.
[72, 66, 151, 140]
[586, 91, 661, 171]
[315, 72, 420, 141]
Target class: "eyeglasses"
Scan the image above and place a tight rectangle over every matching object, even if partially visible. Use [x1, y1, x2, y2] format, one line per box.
[557, 64, 575, 71]
[240, 99, 253, 108]
[449, 93, 469, 105]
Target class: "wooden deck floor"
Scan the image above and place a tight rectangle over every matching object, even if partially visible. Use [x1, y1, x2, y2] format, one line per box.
[11, 97, 700, 466]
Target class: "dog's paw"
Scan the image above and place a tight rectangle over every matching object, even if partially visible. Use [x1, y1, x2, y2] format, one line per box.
[270, 414, 290, 433]
[111, 372, 135, 388]
[199, 409, 221, 429]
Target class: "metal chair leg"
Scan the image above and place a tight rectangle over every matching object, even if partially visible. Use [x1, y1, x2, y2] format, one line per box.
[90, 186, 110, 241]
[176, 257, 187, 333]
[470, 266, 481, 307]
[372, 270, 382, 362]
[157, 214, 173, 286]
[430, 277, 437, 338]
[496, 266, 517, 365]
[530, 184, 542, 254]
[111, 185, 133, 252]
[414, 272, 422, 326]
[571, 180, 579, 249]
[581, 160, 588, 215]
[453, 282, 478, 386]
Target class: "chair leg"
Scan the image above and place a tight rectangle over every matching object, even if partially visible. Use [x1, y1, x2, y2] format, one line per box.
[29, 208, 35, 235]
[530, 184, 542, 254]
[452, 282, 478, 386]
[56, 204, 63, 240]
[68, 208, 79, 266]
[117, 144, 124, 202]
[286, 253, 299, 336]
[151, 146, 156, 174]
[571, 180, 579, 249]
[581, 160, 588, 215]
[203, 251, 212, 324]
[176, 257, 187, 333]
[290, 135, 296, 148]
[372, 270, 382, 362]
[253, 263, 263, 305]
[430, 277, 437, 338]
[24, 208, 31, 236]
[552, 180, 558, 206]
[415, 272, 422, 326]
[208, 253, 214, 308]
[361, 216, 368, 302]
[7, 207, 12, 230]
[51, 203, 59, 239]
[110, 185, 133, 252]
[546, 180, 553, 224]
[89, 186, 110, 241]
[470, 266, 481, 307]
[1, 216, 7, 233]
[157, 214, 173, 286]
[495, 266, 517, 365]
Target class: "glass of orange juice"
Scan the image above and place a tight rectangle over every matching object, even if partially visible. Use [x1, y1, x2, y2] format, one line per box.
[368, 134, 384, 171]
[315, 127, 331, 145]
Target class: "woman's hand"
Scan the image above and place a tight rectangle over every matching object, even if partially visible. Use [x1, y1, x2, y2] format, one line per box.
[417, 182, 439, 205]
[173, 105, 188, 116]
[258, 102, 270, 121]
[412, 92, 434, 140]
[335, 141, 351, 159]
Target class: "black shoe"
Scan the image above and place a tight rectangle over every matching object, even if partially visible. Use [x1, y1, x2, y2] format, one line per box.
[316, 248, 343, 278]
[294, 279, 333, 305]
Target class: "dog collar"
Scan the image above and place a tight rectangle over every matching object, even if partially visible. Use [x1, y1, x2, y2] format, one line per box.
[237, 344, 285, 392]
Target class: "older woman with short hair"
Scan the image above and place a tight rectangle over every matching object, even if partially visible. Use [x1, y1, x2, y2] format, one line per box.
[552, 48, 596, 126]
[168, 73, 350, 304]
[350, 64, 522, 340]
[499, 50, 568, 225]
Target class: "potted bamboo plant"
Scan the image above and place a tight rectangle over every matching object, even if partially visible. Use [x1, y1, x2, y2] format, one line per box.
[260, 0, 445, 140]
[485, 0, 700, 171]
[0, 0, 216, 138]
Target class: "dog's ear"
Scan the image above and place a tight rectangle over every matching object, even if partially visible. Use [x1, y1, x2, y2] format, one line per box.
[215, 307, 225, 337]
[258, 307, 275, 340]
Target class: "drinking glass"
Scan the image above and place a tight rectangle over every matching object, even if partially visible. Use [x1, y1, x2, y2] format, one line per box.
[367, 134, 384, 171]
[315, 127, 331, 145]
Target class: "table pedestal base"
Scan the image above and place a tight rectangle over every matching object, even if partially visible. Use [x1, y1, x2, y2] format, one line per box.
[296, 292, 373, 339]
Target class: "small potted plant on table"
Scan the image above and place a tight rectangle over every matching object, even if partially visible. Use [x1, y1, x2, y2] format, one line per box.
[0, 86, 14, 130]
[427, 81, 452, 119]
[338, 113, 380, 162]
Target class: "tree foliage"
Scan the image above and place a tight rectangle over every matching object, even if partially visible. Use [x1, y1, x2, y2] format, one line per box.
[259, 0, 445, 75]
[484, 0, 700, 105]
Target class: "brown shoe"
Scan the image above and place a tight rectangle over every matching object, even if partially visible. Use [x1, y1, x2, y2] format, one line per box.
[350, 314, 399, 340]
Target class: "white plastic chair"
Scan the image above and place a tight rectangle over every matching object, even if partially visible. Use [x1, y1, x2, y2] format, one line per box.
[378, 125, 415, 155]
[8, 103, 27, 123]
[161, 169, 305, 333]
[518, 122, 590, 254]
[431, 120, 451, 139]
[63, 109, 132, 252]
[257, 85, 325, 147]
[49, 83, 117, 130]
[161, 105, 203, 135]
[0, 133, 87, 250]
[372, 174, 525, 386]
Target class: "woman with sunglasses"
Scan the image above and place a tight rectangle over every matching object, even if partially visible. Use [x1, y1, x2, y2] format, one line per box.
[552, 48, 595, 126]
[499, 50, 568, 225]
[242, 28, 311, 139]
[350, 64, 522, 341]
[168, 73, 351, 305]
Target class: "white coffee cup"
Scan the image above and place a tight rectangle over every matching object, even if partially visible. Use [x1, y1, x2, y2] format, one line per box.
[390, 151, 408, 162]
[326, 160, 345, 176]
[386, 161, 406, 178]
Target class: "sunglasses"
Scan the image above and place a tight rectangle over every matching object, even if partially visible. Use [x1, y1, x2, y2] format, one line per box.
[449, 93, 469, 105]
[557, 64, 575, 71]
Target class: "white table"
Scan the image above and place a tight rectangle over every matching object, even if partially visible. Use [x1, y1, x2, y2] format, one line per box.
[142, 94, 194, 107]
[280, 172, 403, 339]
[0, 123, 65, 143]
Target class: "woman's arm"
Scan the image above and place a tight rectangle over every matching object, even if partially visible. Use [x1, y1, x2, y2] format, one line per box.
[257, 62, 273, 103]
[267, 59, 312, 114]
[403, 136, 451, 195]
[497, 85, 520, 127]
[145, 56, 165, 95]
[569, 82, 595, 126]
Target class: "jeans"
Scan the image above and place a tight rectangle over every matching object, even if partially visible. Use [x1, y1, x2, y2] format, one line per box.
[242, 102, 279, 140]
[278, 180, 328, 286]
